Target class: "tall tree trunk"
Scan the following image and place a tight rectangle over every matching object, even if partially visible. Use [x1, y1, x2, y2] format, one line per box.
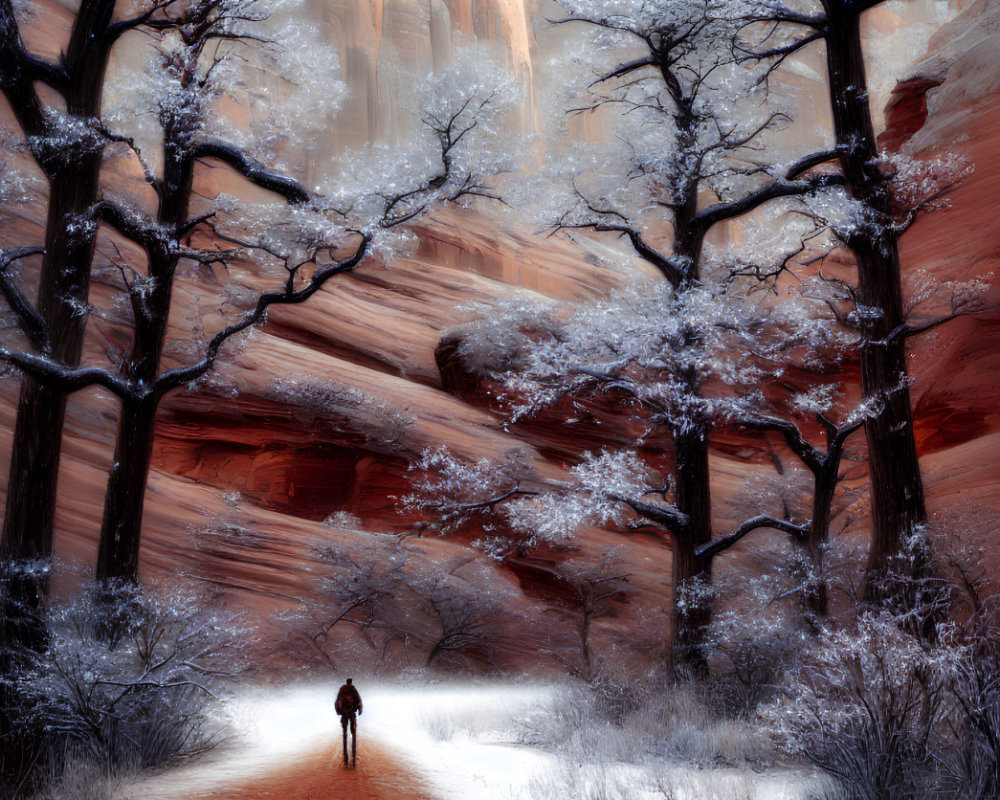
[2, 1, 116, 528]
[1, 0, 116, 647]
[96, 397, 159, 583]
[95, 137, 193, 584]
[801, 459, 839, 626]
[2, 162, 102, 616]
[671, 422, 712, 675]
[0, 2, 116, 779]
[824, 11, 929, 603]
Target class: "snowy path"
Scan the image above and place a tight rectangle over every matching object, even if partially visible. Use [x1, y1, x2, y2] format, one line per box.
[119, 681, 557, 800]
[119, 680, 822, 800]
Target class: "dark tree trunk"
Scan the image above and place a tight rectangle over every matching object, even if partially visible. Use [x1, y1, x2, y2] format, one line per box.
[824, 10, 929, 600]
[661, 100, 715, 671]
[800, 458, 839, 625]
[1, 0, 116, 646]
[95, 140, 193, 584]
[2, 159, 103, 559]
[578, 609, 592, 678]
[0, 383, 68, 651]
[96, 397, 159, 583]
[670, 422, 712, 675]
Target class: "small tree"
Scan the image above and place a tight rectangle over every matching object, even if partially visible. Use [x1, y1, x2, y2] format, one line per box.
[546, 554, 631, 681]
[287, 539, 408, 671]
[296, 533, 516, 673]
[734, 384, 868, 623]
[416, 574, 504, 669]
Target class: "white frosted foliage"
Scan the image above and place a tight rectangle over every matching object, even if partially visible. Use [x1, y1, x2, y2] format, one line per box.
[105, 0, 346, 170]
[462, 280, 811, 432]
[404, 444, 671, 556]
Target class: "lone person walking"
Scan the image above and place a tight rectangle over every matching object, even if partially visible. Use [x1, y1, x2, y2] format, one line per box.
[335, 678, 363, 767]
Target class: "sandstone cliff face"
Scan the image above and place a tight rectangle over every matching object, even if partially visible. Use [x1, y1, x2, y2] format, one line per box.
[0, 0, 997, 670]
[885, 0, 1000, 544]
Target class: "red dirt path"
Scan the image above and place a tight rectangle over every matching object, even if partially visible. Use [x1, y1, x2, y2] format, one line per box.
[124, 741, 438, 800]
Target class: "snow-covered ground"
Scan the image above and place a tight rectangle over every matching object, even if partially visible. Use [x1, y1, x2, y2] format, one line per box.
[365, 682, 558, 799]
[359, 681, 822, 800]
[122, 680, 824, 799]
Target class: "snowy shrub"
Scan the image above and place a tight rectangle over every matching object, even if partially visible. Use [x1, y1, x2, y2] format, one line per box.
[943, 634, 1000, 798]
[706, 615, 806, 719]
[523, 677, 771, 769]
[762, 613, 963, 799]
[3, 581, 248, 779]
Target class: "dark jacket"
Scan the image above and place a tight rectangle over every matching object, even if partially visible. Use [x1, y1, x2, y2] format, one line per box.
[335, 683, 362, 716]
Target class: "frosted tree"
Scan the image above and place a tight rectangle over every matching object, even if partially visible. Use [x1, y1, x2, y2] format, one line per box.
[285, 539, 410, 671]
[492, 1, 849, 670]
[0, 0, 514, 639]
[546, 553, 631, 681]
[732, 382, 868, 623]
[416, 277, 859, 668]
[730, 0, 977, 619]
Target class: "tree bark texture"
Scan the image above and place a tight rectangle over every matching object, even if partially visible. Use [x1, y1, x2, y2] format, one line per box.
[801, 457, 840, 624]
[1, 0, 116, 644]
[95, 140, 194, 583]
[96, 398, 159, 583]
[670, 423, 713, 675]
[824, 8, 929, 595]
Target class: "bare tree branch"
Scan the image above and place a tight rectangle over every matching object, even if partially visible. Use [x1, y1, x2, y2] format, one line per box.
[691, 173, 846, 238]
[590, 54, 658, 87]
[153, 234, 371, 396]
[0, 349, 131, 398]
[190, 140, 311, 205]
[612, 494, 689, 536]
[696, 514, 807, 560]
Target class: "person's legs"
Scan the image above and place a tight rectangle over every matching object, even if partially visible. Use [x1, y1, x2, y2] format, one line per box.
[341, 715, 350, 765]
[350, 714, 357, 766]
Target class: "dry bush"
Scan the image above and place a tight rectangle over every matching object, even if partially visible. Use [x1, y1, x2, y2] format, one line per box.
[762, 612, 964, 800]
[2, 580, 247, 794]
[521, 675, 771, 769]
[25, 757, 120, 800]
[284, 538, 515, 675]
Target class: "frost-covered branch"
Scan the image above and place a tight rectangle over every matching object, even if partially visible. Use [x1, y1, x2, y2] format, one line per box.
[785, 147, 844, 180]
[0, 349, 131, 398]
[613, 494, 689, 535]
[153, 233, 371, 396]
[401, 446, 537, 540]
[553, 219, 683, 286]
[691, 173, 845, 238]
